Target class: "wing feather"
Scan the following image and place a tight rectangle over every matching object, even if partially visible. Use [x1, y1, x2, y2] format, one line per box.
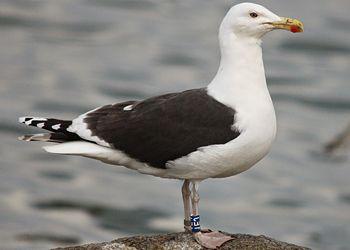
[69, 88, 240, 168]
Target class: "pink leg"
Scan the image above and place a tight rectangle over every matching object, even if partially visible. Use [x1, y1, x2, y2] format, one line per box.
[190, 181, 200, 218]
[181, 180, 191, 232]
[190, 180, 232, 249]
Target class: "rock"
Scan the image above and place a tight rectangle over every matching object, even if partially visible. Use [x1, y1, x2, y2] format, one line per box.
[53, 232, 310, 250]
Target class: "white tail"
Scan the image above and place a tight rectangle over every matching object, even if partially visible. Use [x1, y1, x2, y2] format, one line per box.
[43, 141, 112, 155]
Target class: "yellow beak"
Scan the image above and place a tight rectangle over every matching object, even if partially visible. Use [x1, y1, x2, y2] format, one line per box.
[268, 17, 304, 33]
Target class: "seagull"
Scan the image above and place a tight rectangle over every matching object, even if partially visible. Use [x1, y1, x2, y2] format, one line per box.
[19, 3, 303, 249]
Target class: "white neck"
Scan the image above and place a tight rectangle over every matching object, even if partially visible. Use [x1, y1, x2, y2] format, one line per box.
[207, 29, 275, 132]
[208, 30, 266, 103]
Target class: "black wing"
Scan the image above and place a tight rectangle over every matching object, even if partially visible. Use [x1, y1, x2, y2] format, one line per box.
[83, 88, 240, 168]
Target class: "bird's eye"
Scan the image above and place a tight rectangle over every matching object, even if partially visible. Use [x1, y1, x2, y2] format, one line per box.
[250, 12, 258, 18]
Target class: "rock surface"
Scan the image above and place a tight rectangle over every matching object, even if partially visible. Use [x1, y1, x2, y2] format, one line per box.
[53, 232, 310, 250]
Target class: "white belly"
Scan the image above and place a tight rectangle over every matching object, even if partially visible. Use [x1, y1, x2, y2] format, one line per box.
[165, 131, 275, 179]
[164, 106, 277, 180]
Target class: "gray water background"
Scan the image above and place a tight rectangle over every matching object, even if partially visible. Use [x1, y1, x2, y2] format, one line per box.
[0, 0, 350, 249]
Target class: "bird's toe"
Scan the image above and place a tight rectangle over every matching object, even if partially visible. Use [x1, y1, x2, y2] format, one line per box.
[193, 231, 232, 249]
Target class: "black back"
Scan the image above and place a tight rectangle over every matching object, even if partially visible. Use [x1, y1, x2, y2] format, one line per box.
[84, 88, 240, 168]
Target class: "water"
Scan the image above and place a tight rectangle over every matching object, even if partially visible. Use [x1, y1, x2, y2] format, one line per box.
[0, 0, 349, 249]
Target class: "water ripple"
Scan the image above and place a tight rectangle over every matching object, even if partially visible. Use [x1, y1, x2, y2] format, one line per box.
[87, 0, 156, 10]
[33, 199, 169, 234]
[273, 93, 350, 111]
[280, 40, 350, 55]
[16, 233, 80, 245]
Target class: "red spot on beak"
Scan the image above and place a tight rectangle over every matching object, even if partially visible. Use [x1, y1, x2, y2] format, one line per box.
[290, 25, 301, 33]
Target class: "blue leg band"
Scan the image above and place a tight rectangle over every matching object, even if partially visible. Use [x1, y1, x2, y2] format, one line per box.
[191, 215, 200, 233]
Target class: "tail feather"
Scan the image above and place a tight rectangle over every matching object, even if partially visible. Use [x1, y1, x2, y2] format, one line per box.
[19, 116, 72, 133]
[19, 116, 81, 142]
[43, 141, 112, 155]
[19, 133, 62, 143]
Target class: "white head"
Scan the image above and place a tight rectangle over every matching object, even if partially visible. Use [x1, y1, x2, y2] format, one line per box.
[220, 3, 303, 42]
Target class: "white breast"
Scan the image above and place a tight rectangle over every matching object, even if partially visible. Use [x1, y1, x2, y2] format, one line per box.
[165, 95, 276, 180]
[213, 99, 277, 178]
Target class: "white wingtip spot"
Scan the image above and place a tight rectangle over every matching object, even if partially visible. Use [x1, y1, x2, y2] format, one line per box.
[19, 117, 47, 125]
[123, 105, 133, 111]
[37, 123, 45, 128]
[32, 117, 47, 121]
[52, 124, 61, 130]
[25, 119, 34, 125]
[19, 117, 27, 123]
